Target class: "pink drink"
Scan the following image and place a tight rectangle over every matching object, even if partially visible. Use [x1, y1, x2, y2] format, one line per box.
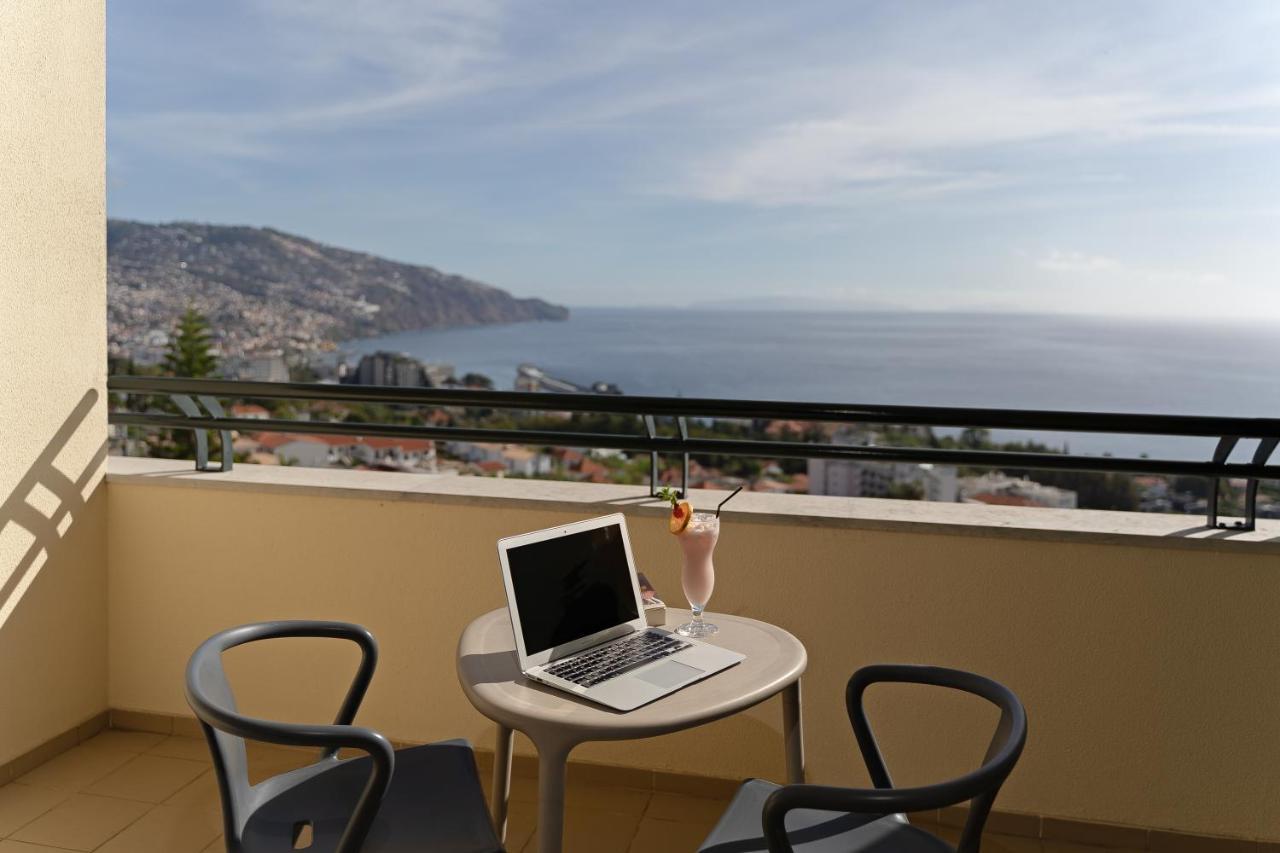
[676, 513, 720, 637]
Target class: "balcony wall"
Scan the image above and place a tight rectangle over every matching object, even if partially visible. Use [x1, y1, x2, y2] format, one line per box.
[0, 3, 108, 766]
[107, 458, 1280, 842]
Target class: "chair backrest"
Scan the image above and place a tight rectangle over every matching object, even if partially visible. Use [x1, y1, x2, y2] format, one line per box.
[846, 664, 1027, 853]
[185, 621, 387, 853]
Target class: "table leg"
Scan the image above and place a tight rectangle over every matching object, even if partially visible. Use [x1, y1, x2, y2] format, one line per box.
[534, 740, 572, 853]
[783, 679, 805, 784]
[490, 724, 514, 841]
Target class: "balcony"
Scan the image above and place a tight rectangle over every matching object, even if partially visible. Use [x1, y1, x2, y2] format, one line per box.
[6, 4, 1280, 851]
[5, 432, 1280, 851]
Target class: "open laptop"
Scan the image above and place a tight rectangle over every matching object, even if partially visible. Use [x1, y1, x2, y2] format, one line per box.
[497, 513, 743, 711]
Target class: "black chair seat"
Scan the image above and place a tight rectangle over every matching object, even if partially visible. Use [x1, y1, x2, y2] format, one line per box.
[697, 666, 1026, 853]
[699, 779, 951, 853]
[187, 621, 506, 853]
[243, 740, 501, 853]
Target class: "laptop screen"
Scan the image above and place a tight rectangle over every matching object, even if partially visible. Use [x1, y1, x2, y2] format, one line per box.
[506, 522, 640, 655]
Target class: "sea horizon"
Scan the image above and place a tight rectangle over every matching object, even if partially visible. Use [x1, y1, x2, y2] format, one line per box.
[341, 307, 1278, 462]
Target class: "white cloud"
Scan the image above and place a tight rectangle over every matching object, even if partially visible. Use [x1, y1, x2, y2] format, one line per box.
[1036, 249, 1227, 288]
[109, 2, 751, 161]
[1037, 250, 1122, 274]
[680, 70, 1280, 206]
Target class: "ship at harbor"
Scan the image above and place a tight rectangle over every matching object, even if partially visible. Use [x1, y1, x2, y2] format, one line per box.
[515, 363, 622, 395]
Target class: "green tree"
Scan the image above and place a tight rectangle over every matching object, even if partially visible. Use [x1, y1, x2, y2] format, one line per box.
[152, 309, 221, 462]
[163, 308, 219, 378]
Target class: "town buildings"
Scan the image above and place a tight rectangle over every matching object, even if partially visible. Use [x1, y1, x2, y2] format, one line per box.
[242, 432, 437, 472]
[959, 472, 1078, 509]
[808, 458, 960, 502]
[350, 351, 453, 388]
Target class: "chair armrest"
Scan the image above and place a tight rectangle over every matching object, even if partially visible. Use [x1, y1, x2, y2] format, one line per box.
[184, 621, 392, 853]
[199, 707, 395, 853]
[188, 620, 380, 761]
[761, 783, 961, 853]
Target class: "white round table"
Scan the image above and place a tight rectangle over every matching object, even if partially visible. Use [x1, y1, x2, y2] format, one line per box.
[456, 608, 807, 853]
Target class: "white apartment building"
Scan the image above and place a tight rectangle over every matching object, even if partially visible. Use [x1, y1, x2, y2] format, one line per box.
[807, 459, 959, 502]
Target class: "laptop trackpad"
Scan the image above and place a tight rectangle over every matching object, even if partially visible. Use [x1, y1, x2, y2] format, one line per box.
[636, 660, 703, 688]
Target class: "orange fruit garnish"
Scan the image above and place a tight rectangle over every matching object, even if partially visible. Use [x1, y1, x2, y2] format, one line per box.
[668, 501, 692, 534]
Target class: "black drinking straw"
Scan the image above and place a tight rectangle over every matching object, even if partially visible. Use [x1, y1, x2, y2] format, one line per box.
[716, 485, 743, 518]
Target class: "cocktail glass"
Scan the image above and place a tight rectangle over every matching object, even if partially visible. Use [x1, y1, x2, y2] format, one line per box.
[676, 512, 719, 637]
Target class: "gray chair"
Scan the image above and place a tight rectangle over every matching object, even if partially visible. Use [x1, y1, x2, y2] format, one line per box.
[186, 620, 503, 853]
[698, 664, 1027, 853]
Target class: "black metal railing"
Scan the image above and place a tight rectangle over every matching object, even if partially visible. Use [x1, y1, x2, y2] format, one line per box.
[107, 375, 1280, 531]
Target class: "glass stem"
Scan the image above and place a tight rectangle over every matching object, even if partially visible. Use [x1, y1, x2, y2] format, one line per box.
[692, 605, 704, 624]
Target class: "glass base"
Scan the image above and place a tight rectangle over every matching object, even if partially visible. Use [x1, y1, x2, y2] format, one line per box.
[676, 620, 718, 638]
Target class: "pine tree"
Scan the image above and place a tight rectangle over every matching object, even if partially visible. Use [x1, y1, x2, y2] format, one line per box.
[152, 308, 221, 461]
[163, 308, 219, 378]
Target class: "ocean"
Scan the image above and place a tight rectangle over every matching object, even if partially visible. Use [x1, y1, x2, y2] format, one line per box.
[342, 309, 1278, 461]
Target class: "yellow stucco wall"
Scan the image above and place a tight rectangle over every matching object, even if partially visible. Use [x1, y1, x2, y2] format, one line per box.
[107, 472, 1280, 840]
[0, 1, 108, 764]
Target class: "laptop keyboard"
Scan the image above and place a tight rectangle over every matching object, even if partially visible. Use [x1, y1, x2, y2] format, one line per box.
[544, 631, 692, 688]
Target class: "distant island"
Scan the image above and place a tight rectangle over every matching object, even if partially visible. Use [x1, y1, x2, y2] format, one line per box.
[107, 219, 568, 365]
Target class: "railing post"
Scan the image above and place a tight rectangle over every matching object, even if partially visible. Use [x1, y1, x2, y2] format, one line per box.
[200, 395, 234, 472]
[1207, 436, 1239, 529]
[644, 415, 659, 497]
[171, 394, 233, 472]
[678, 416, 690, 498]
[1237, 437, 1280, 533]
[1207, 477, 1221, 529]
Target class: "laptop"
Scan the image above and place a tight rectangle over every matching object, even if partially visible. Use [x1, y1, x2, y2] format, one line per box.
[497, 513, 743, 711]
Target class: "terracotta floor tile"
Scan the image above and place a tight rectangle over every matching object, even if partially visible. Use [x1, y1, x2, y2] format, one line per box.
[95, 803, 221, 853]
[629, 817, 711, 852]
[80, 731, 167, 755]
[163, 770, 222, 817]
[0, 784, 67, 836]
[146, 737, 212, 763]
[200, 837, 224, 852]
[10, 793, 150, 851]
[566, 784, 651, 819]
[643, 791, 729, 828]
[83, 755, 208, 804]
[0, 840, 82, 852]
[15, 747, 135, 793]
[522, 806, 643, 853]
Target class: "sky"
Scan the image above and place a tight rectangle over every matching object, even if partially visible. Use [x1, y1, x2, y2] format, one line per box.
[108, 1, 1280, 318]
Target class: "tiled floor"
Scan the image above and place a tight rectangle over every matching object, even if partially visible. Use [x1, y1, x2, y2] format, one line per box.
[0, 729, 1063, 852]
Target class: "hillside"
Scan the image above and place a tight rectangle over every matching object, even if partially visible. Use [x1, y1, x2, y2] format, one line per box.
[107, 219, 567, 357]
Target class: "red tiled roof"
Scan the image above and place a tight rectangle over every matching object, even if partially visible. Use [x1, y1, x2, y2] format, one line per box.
[253, 432, 325, 451]
[338, 436, 433, 452]
[579, 459, 608, 477]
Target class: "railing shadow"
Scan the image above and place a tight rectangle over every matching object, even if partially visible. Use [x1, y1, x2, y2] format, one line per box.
[1163, 524, 1258, 540]
[0, 389, 105, 624]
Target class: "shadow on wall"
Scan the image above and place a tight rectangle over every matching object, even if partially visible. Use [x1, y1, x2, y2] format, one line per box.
[0, 388, 105, 628]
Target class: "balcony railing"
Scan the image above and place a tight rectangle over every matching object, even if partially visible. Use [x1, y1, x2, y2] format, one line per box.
[107, 375, 1280, 531]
